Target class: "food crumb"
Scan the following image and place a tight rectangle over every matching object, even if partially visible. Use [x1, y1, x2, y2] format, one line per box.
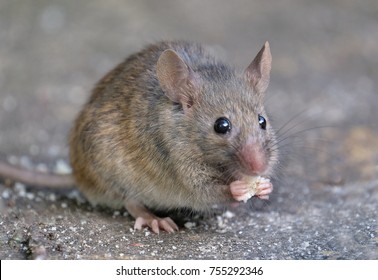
[242, 176, 270, 203]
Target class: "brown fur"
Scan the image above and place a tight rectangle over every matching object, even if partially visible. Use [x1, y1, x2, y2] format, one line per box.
[69, 41, 278, 213]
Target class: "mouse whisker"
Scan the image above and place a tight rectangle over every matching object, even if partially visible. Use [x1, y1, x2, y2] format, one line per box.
[274, 125, 335, 148]
[274, 108, 312, 136]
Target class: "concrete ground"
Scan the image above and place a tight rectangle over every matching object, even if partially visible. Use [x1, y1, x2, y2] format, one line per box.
[0, 0, 377, 259]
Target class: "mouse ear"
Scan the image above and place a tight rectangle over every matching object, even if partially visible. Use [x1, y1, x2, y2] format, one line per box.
[157, 49, 200, 111]
[244, 42, 272, 94]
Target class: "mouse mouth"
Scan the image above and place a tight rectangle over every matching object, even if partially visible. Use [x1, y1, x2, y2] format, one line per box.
[217, 160, 269, 184]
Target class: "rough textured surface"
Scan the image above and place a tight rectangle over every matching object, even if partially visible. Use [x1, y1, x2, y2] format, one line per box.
[0, 0, 377, 259]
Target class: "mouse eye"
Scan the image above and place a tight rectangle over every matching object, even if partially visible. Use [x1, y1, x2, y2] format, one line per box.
[258, 115, 267, 130]
[214, 117, 232, 134]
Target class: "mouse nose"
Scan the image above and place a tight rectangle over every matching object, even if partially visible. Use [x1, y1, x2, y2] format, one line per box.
[240, 140, 268, 175]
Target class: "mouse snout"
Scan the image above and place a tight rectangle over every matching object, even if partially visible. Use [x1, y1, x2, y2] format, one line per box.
[239, 140, 268, 175]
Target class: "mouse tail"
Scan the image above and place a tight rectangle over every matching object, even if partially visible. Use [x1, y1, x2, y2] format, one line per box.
[0, 161, 75, 188]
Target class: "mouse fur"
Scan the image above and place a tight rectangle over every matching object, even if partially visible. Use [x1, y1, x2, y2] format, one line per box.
[69, 41, 278, 232]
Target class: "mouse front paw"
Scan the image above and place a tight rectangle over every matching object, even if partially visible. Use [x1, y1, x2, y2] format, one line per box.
[255, 179, 273, 200]
[230, 177, 273, 203]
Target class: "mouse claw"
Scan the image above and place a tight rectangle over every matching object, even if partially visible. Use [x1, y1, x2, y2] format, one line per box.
[134, 216, 178, 234]
[134, 217, 147, 231]
[125, 199, 179, 233]
[159, 217, 179, 233]
[255, 181, 273, 200]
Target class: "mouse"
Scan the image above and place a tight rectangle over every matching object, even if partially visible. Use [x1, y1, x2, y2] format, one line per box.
[0, 40, 278, 233]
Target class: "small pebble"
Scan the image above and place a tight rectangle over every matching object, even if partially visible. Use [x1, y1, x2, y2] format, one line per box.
[48, 193, 57, 202]
[223, 210, 235, 218]
[2, 190, 11, 199]
[184, 222, 196, 229]
[15, 182, 26, 197]
[26, 193, 35, 200]
[54, 159, 72, 174]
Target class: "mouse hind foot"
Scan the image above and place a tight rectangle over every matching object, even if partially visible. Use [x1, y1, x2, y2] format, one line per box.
[125, 199, 179, 234]
[134, 216, 178, 234]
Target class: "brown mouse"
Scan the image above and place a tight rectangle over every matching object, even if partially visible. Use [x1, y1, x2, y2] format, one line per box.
[0, 41, 278, 233]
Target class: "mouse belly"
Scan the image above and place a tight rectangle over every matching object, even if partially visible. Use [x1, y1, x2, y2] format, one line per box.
[74, 170, 232, 212]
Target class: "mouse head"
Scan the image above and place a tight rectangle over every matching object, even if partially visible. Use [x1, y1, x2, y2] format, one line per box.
[157, 42, 278, 180]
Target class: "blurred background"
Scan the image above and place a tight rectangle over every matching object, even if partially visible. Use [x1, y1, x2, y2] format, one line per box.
[1, 0, 377, 183]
